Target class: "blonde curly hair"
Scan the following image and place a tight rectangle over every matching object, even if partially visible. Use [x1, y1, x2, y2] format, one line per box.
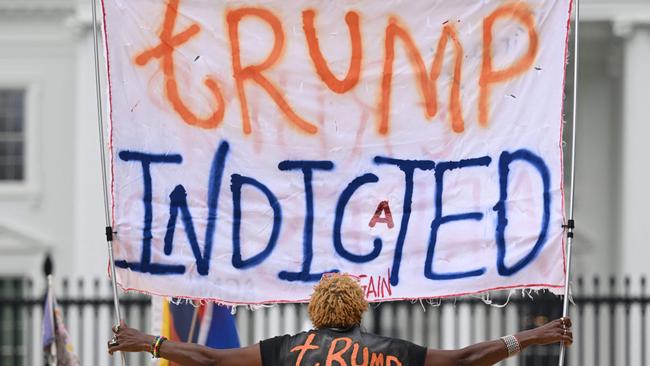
[308, 273, 368, 329]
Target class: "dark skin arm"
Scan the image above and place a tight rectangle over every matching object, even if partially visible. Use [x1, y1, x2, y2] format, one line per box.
[423, 317, 573, 366]
[108, 320, 262, 366]
[109, 317, 572, 366]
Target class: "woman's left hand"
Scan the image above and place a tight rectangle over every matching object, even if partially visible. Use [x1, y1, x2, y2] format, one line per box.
[518, 317, 573, 347]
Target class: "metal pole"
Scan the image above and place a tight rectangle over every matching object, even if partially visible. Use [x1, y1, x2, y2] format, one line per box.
[187, 304, 200, 343]
[90, 0, 126, 365]
[558, 0, 579, 364]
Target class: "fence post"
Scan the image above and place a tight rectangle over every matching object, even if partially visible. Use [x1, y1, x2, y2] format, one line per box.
[26, 279, 34, 366]
[77, 279, 85, 365]
[594, 276, 600, 366]
[625, 277, 631, 366]
[609, 276, 616, 366]
[93, 279, 100, 366]
[12, 278, 20, 366]
[642, 277, 647, 366]
[577, 277, 584, 366]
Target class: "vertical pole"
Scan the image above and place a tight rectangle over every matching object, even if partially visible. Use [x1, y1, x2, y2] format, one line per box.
[558, 0, 580, 364]
[187, 304, 200, 343]
[47, 275, 58, 366]
[89, 0, 126, 365]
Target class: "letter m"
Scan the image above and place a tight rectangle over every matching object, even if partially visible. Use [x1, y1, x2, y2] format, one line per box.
[380, 20, 464, 134]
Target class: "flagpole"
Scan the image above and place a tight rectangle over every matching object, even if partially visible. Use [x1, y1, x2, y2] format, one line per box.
[89, 0, 126, 365]
[187, 305, 200, 343]
[558, 0, 580, 364]
[47, 275, 58, 366]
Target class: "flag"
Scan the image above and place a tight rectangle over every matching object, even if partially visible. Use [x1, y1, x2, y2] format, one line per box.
[42, 277, 79, 366]
[152, 297, 240, 365]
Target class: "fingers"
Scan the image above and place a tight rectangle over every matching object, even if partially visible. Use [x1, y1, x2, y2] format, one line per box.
[555, 317, 572, 332]
[526, 317, 574, 347]
[562, 331, 574, 346]
[557, 317, 573, 346]
[108, 325, 121, 355]
[112, 321, 130, 334]
[559, 317, 572, 328]
[107, 336, 121, 355]
[107, 322, 137, 355]
[108, 335, 119, 346]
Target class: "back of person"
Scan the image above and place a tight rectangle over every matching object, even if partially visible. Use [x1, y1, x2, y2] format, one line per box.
[260, 326, 426, 366]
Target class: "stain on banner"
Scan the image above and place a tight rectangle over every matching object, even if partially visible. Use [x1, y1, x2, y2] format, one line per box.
[101, 0, 572, 304]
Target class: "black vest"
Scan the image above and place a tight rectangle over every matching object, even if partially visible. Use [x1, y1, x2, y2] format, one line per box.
[259, 326, 427, 366]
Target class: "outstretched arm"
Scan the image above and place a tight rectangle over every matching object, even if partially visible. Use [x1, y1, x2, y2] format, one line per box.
[108, 321, 262, 366]
[424, 317, 573, 366]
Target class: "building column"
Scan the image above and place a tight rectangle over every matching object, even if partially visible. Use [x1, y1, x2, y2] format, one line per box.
[616, 22, 650, 278]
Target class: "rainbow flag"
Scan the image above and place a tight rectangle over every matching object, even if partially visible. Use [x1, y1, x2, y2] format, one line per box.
[152, 298, 240, 365]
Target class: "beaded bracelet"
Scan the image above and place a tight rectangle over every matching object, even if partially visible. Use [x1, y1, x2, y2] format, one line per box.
[151, 335, 167, 358]
[150, 336, 158, 357]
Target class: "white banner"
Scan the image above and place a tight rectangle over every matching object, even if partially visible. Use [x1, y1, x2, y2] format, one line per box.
[102, 0, 571, 304]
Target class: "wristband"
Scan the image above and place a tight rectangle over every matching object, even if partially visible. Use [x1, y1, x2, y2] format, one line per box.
[150, 336, 158, 357]
[500, 335, 521, 357]
[151, 336, 167, 358]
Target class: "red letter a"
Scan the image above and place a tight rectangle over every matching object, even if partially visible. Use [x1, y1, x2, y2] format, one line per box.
[368, 201, 394, 229]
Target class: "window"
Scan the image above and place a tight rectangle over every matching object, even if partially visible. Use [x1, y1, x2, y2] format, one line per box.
[0, 89, 25, 182]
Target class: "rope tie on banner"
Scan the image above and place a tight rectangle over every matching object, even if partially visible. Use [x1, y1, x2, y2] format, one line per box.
[562, 219, 576, 238]
[567, 286, 575, 306]
[105, 226, 114, 242]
